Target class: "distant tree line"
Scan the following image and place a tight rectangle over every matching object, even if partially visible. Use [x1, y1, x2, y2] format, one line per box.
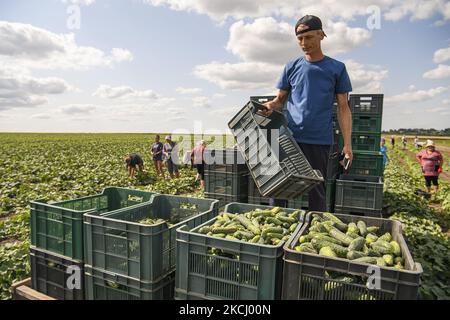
[382, 128, 450, 136]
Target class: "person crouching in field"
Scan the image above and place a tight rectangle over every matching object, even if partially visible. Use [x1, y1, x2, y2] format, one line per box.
[125, 153, 144, 177]
[416, 140, 443, 194]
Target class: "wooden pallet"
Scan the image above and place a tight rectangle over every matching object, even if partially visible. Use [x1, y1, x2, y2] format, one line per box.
[11, 278, 55, 300]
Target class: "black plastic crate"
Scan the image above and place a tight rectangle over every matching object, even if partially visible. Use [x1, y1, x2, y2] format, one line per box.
[282, 212, 422, 300]
[204, 170, 248, 198]
[349, 94, 383, 115]
[30, 246, 84, 300]
[84, 265, 175, 300]
[335, 174, 384, 212]
[176, 203, 306, 300]
[228, 100, 323, 199]
[204, 148, 249, 174]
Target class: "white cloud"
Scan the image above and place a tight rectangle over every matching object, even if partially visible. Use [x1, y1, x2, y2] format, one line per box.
[62, 0, 95, 5]
[226, 18, 371, 66]
[93, 85, 160, 99]
[344, 60, 388, 93]
[213, 93, 226, 99]
[144, 0, 450, 23]
[427, 106, 448, 113]
[385, 86, 448, 104]
[192, 96, 212, 108]
[60, 104, 97, 115]
[0, 67, 73, 110]
[194, 61, 282, 90]
[423, 64, 450, 79]
[0, 21, 133, 71]
[443, 99, 450, 104]
[30, 113, 52, 119]
[176, 87, 202, 94]
[433, 44, 450, 63]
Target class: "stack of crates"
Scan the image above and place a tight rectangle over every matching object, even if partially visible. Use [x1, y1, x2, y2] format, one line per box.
[204, 148, 249, 208]
[29, 187, 156, 300]
[335, 94, 385, 217]
[83, 194, 219, 300]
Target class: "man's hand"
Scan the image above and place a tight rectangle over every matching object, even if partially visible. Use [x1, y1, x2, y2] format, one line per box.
[341, 145, 353, 168]
[261, 101, 275, 116]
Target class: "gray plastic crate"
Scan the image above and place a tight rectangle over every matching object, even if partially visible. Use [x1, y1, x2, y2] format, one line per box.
[228, 100, 323, 199]
[204, 192, 247, 210]
[282, 211, 422, 300]
[176, 202, 306, 300]
[335, 174, 384, 212]
[84, 265, 175, 300]
[30, 246, 84, 300]
[83, 195, 219, 283]
[31, 187, 157, 261]
[334, 206, 382, 218]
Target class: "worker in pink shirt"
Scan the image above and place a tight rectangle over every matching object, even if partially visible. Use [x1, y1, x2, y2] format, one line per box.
[416, 140, 443, 193]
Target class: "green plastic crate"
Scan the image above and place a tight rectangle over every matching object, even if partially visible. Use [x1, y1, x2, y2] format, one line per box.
[84, 265, 175, 300]
[352, 114, 382, 133]
[334, 206, 382, 218]
[348, 151, 384, 176]
[176, 203, 306, 300]
[30, 187, 157, 261]
[83, 194, 219, 282]
[349, 94, 383, 115]
[335, 174, 384, 212]
[339, 133, 381, 152]
[282, 212, 422, 300]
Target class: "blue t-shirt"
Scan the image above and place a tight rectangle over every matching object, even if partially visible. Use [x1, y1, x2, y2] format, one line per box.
[276, 55, 352, 145]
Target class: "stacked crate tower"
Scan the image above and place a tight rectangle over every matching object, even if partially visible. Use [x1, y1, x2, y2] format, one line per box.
[335, 94, 385, 217]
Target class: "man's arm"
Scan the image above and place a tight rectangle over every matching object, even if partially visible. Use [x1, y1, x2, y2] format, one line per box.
[264, 89, 289, 114]
[336, 93, 353, 162]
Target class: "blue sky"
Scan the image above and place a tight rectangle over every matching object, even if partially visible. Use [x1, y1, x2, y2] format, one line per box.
[0, 0, 449, 133]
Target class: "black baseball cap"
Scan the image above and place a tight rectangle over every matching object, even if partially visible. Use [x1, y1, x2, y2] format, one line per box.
[295, 15, 327, 37]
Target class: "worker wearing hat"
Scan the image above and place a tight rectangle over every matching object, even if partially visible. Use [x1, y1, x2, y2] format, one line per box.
[163, 135, 180, 179]
[416, 140, 444, 193]
[263, 15, 353, 211]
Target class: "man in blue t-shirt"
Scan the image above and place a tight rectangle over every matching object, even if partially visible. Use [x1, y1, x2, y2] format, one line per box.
[264, 15, 353, 211]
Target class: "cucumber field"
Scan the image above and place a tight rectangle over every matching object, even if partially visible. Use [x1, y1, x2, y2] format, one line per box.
[0, 133, 449, 300]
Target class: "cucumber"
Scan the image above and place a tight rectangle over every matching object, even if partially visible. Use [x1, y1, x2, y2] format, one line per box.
[323, 212, 344, 224]
[346, 232, 360, 239]
[271, 207, 281, 215]
[379, 232, 392, 242]
[347, 222, 359, 235]
[235, 215, 261, 235]
[266, 232, 283, 239]
[394, 256, 404, 265]
[366, 226, 379, 234]
[295, 243, 317, 254]
[376, 257, 386, 267]
[212, 233, 226, 238]
[319, 246, 337, 257]
[357, 221, 367, 237]
[225, 235, 238, 241]
[311, 238, 349, 258]
[312, 234, 344, 245]
[212, 226, 238, 234]
[328, 227, 353, 246]
[271, 238, 281, 245]
[365, 233, 378, 245]
[289, 223, 299, 233]
[390, 241, 401, 256]
[276, 214, 297, 224]
[353, 256, 378, 264]
[348, 237, 365, 251]
[198, 226, 211, 234]
[371, 242, 394, 255]
[262, 227, 284, 237]
[234, 230, 254, 239]
[383, 254, 394, 266]
[250, 235, 260, 243]
[347, 250, 368, 260]
[266, 217, 283, 226]
[222, 213, 231, 222]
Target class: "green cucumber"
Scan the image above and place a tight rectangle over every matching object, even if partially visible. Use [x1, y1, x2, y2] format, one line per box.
[357, 221, 367, 237]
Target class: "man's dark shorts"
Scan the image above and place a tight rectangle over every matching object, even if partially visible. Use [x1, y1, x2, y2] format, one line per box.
[195, 163, 205, 180]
